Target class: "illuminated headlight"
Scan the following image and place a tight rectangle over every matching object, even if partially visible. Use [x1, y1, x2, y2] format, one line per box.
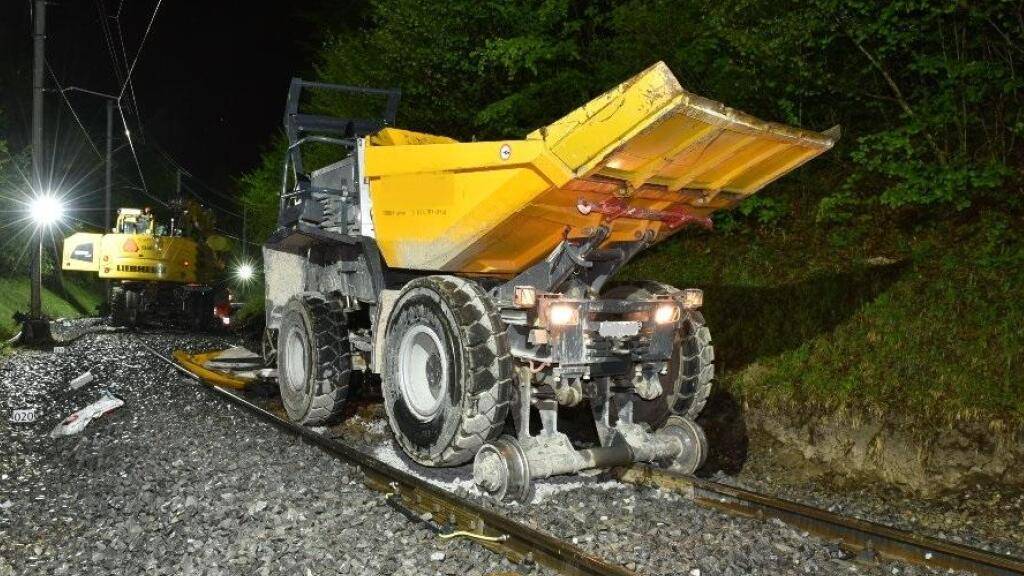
[546, 303, 580, 327]
[513, 286, 536, 308]
[221, 316, 231, 326]
[680, 288, 703, 310]
[653, 303, 680, 324]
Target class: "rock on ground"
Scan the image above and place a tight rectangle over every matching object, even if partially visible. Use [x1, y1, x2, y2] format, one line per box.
[0, 326, 546, 576]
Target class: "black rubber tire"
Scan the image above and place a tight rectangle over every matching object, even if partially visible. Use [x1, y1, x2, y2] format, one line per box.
[603, 281, 714, 428]
[276, 293, 351, 425]
[186, 291, 213, 332]
[110, 286, 139, 327]
[110, 287, 127, 327]
[382, 276, 513, 467]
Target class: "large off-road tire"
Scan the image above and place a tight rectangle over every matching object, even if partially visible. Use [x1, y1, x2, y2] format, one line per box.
[110, 286, 139, 327]
[276, 294, 351, 425]
[603, 281, 714, 428]
[383, 276, 513, 467]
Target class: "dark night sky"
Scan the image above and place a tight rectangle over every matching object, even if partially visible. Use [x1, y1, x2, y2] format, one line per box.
[1, 0, 325, 203]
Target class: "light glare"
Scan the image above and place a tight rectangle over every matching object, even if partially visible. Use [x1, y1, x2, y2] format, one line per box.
[654, 303, 679, 324]
[236, 262, 255, 281]
[547, 303, 579, 326]
[30, 194, 65, 227]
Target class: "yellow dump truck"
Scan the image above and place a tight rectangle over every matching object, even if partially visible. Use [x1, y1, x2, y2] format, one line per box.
[63, 205, 231, 328]
[263, 62, 837, 501]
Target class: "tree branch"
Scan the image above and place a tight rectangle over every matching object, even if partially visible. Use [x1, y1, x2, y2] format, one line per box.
[847, 33, 948, 164]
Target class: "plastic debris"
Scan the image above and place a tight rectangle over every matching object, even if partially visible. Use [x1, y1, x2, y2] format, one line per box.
[9, 409, 37, 424]
[50, 393, 124, 438]
[69, 370, 96, 390]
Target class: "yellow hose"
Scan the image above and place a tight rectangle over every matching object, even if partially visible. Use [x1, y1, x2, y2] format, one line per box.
[172, 350, 251, 390]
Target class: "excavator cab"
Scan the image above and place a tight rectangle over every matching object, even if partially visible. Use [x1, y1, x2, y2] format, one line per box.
[115, 207, 155, 235]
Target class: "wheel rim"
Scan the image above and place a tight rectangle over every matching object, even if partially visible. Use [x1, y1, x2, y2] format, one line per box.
[283, 326, 307, 392]
[398, 324, 448, 422]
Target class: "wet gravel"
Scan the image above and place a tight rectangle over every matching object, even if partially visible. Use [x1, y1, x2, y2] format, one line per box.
[0, 322, 543, 576]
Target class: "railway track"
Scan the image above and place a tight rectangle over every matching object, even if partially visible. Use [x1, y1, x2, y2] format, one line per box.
[612, 467, 1024, 576]
[137, 335, 1024, 576]
[137, 337, 633, 576]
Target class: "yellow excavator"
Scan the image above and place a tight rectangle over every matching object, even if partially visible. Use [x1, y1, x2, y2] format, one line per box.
[62, 200, 233, 328]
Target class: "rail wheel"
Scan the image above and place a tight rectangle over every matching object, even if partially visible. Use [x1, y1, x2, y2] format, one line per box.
[603, 281, 714, 428]
[276, 293, 350, 425]
[383, 276, 512, 467]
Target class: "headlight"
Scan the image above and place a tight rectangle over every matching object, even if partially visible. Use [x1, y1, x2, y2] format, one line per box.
[680, 288, 703, 310]
[546, 303, 580, 326]
[653, 303, 680, 324]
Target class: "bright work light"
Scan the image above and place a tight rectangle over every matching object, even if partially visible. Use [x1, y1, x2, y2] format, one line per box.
[29, 194, 65, 227]
[236, 262, 255, 282]
[653, 303, 680, 324]
[546, 303, 579, 327]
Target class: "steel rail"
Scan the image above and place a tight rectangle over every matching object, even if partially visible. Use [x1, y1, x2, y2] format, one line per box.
[136, 338, 633, 576]
[613, 465, 1024, 576]
[136, 334, 1023, 576]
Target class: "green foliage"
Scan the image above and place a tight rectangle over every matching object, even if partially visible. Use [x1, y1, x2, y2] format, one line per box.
[239, 136, 288, 250]
[0, 125, 39, 277]
[241, 0, 1022, 245]
[0, 277, 103, 341]
[623, 209, 1024, 423]
[234, 0, 1024, 425]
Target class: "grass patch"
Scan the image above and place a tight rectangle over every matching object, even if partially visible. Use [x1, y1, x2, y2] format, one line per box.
[621, 209, 1024, 425]
[0, 276, 103, 341]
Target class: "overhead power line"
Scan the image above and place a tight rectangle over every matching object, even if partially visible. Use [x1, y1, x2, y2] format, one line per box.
[46, 60, 104, 159]
[148, 140, 242, 209]
[118, 0, 162, 101]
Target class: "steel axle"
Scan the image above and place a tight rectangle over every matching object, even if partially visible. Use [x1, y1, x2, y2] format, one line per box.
[473, 416, 707, 503]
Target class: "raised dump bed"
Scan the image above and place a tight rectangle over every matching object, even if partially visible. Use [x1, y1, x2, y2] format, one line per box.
[265, 62, 838, 502]
[363, 61, 837, 274]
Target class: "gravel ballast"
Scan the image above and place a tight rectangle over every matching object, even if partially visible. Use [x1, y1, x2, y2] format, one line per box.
[321, 399, 989, 575]
[2, 322, 1014, 576]
[0, 325, 541, 576]
[718, 451, 1024, 560]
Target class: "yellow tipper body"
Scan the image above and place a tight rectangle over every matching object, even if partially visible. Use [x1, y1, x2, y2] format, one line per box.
[363, 61, 837, 275]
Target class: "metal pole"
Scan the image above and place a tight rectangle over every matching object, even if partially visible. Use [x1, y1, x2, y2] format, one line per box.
[105, 99, 114, 301]
[29, 0, 46, 318]
[242, 205, 247, 258]
[105, 99, 113, 232]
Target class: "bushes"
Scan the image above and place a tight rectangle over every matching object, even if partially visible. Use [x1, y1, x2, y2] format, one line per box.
[232, 0, 1024, 424]
[241, 0, 1022, 246]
